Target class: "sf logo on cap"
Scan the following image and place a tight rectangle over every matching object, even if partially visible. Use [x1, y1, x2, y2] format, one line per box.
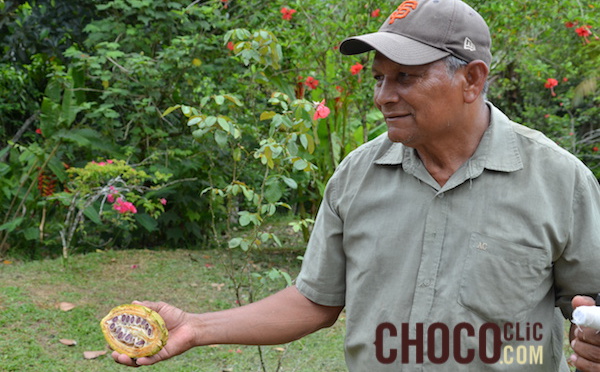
[389, 0, 419, 24]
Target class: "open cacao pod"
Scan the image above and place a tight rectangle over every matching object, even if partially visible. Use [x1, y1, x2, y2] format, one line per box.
[100, 304, 168, 358]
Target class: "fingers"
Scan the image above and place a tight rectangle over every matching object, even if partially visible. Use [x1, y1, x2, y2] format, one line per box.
[112, 351, 140, 367]
[573, 295, 597, 309]
[571, 325, 600, 371]
[569, 351, 600, 372]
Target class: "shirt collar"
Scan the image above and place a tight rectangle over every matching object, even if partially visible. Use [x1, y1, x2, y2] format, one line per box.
[374, 102, 523, 173]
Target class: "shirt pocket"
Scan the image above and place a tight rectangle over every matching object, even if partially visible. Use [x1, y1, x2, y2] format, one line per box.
[458, 232, 551, 323]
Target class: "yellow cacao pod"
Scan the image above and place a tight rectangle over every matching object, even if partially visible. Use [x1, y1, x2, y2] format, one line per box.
[100, 304, 168, 358]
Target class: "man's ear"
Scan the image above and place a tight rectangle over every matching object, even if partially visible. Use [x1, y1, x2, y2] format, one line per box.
[462, 60, 489, 103]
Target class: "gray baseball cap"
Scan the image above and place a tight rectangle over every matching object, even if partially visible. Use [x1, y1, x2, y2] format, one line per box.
[340, 0, 492, 66]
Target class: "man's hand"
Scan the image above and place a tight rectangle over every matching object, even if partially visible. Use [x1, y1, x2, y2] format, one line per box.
[111, 300, 197, 367]
[110, 286, 342, 367]
[570, 295, 600, 371]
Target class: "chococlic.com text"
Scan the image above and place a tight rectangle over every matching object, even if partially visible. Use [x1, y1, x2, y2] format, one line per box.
[374, 322, 544, 365]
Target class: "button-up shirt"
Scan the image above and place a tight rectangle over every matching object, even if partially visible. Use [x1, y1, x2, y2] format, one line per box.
[296, 103, 600, 371]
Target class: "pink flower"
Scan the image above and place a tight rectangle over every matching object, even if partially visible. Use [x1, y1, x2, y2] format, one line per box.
[160, 198, 167, 205]
[350, 63, 364, 75]
[304, 76, 319, 90]
[107, 194, 115, 203]
[113, 198, 137, 214]
[313, 100, 330, 120]
[280, 7, 297, 21]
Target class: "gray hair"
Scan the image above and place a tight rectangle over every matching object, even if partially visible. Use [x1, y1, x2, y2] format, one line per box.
[443, 55, 489, 97]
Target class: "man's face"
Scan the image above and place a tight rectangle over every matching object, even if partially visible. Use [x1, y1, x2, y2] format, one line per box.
[372, 52, 465, 146]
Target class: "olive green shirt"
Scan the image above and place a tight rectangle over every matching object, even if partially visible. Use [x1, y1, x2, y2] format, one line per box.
[296, 103, 600, 371]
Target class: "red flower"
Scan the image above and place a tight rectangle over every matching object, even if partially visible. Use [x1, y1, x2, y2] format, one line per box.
[544, 78, 558, 97]
[593, 146, 599, 152]
[35, 128, 42, 135]
[350, 63, 364, 75]
[313, 100, 330, 121]
[280, 7, 297, 21]
[565, 21, 577, 28]
[544, 78, 558, 89]
[304, 76, 319, 90]
[575, 26, 592, 37]
[575, 26, 592, 44]
[227, 41, 235, 51]
[371, 9, 381, 18]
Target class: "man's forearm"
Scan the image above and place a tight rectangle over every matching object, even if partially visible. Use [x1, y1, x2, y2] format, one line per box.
[189, 285, 343, 346]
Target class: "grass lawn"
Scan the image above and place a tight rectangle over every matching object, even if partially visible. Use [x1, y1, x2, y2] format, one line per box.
[0, 230, 577, 372]
[0, 247, 347, 372]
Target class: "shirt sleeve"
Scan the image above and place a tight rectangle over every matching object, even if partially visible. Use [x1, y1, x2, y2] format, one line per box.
[554, 169, 600, 319]
[295, 169, 346, 307]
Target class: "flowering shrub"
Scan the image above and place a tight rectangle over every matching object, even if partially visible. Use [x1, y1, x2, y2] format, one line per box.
[52, 159, 172, 257]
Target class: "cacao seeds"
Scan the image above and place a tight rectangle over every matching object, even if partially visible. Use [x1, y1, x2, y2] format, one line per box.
[100, 304, 168, 358]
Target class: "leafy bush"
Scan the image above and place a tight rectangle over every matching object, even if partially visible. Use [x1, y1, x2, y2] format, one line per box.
[0, 0, 598, 258]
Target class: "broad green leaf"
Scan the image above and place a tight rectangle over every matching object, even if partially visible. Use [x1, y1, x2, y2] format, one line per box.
[260, 111, 276, 121]
[22, 227, 39, 241]
[282, 176, 298, 189]
[239, 212, 251, 227]
[0, 217, 24, 233]
[83, 205, 102, 225]
[217, 117, 230, 132]
[224, 94, 243, 106]
[187, 116, 203, 126]
[135, 213, 158, 232]
[161, 105, 181, 117]
[228, 237, 242, 248]
[214, 130, 228, 148]
[293, 158, 308, 171]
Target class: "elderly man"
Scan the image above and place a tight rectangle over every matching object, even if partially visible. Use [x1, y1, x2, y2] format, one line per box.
[113, 0, 600, 370]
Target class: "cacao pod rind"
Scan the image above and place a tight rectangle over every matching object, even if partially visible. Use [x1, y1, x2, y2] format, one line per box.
[100, 304, 168, 358]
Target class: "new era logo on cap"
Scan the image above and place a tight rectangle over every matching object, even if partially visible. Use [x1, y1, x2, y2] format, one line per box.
[464, 37, 476, 51]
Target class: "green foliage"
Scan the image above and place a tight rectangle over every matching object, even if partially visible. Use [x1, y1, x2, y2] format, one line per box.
[0, 0, 598, 259]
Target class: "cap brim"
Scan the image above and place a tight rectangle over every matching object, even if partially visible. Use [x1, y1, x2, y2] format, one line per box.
[340, 32, 450, 66]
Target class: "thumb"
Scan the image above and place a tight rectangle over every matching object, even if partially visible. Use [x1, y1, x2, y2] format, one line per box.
[572, 295, 596, 309]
